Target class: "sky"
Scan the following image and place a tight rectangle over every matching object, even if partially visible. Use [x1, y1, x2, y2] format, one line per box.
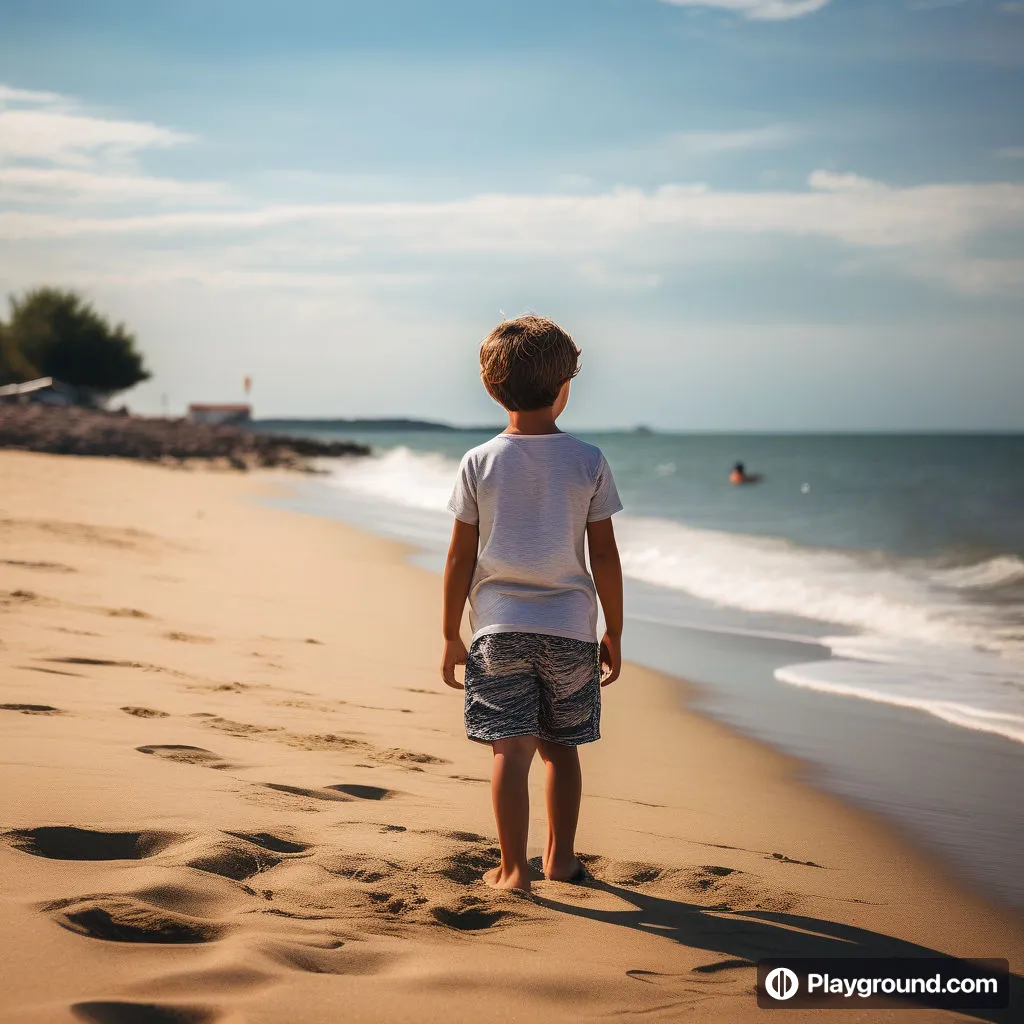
[0, 0, 1022, 430]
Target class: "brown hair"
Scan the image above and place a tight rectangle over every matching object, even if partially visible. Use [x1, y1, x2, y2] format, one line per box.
[479, 315, 581, 412]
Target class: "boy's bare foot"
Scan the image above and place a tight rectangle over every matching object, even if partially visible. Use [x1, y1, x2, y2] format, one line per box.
[483, 864, 531, 892]
[544, 853, 588, 883]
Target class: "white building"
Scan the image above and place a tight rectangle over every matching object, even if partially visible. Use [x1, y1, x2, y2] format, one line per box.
[186, 403, 252, 426]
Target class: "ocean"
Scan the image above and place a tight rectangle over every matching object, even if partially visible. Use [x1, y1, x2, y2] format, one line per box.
[267, 429, 1024, 908]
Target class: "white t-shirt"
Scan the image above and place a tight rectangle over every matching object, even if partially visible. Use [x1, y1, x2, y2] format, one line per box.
[446, 432, 623, 644]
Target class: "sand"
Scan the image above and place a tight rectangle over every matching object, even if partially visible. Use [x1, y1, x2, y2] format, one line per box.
[0, 450, 1020, 1024]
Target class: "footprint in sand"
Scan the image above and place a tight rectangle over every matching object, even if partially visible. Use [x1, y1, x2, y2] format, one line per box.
[46, 895, 224, 944]
[261, 942, 386, 976]
[259, 782, 397, 803]
[435, 847, 502, 885]
[48, 656, 143, 668]
[0, 702, 63, 715]
[121, 706, 170, 718]
[72, 1001, 219, 1024]
[373, 748, 450, 770]
[136, 745, 238, 770]
[195, 715, 281, 739]
[106, 607, 153, 619]
[165, 632, 215, 644]
[320, 853, 402, 884]
[326, 784, 393, 801]
[186, 839, 284, 881]
[768, 851, 823, 867]
[3, 826, 179, 861]
[224, 831, 310, 854]
[0, 558, 74, 573]
[429, 904, 509, 931]
[20, 664, 86, 677]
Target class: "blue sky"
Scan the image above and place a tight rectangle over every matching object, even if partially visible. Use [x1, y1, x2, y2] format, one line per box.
[1, 0, 1022, 429]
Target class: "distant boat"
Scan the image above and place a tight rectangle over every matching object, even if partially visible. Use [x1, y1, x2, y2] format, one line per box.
[631, 425, 655, 436]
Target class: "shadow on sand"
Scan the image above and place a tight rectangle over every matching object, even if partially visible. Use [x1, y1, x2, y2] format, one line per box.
[533, 880, 1020, 1022]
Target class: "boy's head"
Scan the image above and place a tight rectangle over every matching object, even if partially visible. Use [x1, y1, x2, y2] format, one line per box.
[479, 315, 581, 412]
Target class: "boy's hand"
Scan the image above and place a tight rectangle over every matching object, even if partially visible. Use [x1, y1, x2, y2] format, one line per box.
[599, 631, 621, 686]
[441, 637, 468, 690]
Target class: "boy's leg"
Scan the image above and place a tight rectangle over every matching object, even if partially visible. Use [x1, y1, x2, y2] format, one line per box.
[537, 739, 584, 881]
[485, 734, 537, 891]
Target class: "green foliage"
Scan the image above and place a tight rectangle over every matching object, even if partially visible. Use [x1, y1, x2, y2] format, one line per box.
[0, 319, 37, 385]
[0, 288, 150, 396]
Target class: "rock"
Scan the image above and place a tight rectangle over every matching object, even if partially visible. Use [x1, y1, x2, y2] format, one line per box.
[0, 405, 370, 469]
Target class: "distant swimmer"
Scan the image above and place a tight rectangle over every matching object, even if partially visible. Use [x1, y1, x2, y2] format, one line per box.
[729, 462, 761, 485]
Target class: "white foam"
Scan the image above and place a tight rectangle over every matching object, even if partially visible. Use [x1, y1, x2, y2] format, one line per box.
[324, 445, 458, 513]
[614, 516, 1023, 657]
[320, 444, 1024, 747]
[928, 555, 1024, 591]
[323, 447, 1024, 658]
[821, 633, 1019, 678]
[774, 659, 1024, 745]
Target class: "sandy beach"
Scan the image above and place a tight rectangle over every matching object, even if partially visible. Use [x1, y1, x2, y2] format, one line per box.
[1, 450, 1020, 1024]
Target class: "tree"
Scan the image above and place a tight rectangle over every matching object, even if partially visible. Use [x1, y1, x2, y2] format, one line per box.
[1, 288, 150, 399]
[0, 319, 37, 386]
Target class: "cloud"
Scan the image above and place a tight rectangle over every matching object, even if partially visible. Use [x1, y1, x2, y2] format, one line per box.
[2, 84, 1021, 302]
[0, 85, 67, 106]
[0, 108, 191, 168]
[0, 82, 207, 205]
[3, 171, 1022, 297]
[0, 166, 226, 203]
[627, 125, 799, 168]
[655, 125, 798, 156]
[3, 173, 1019, 250]
[659, 0, 832, 21]
[560, 124, 799, 188]
[808, 170, 883, 191]
[917, 257, 1024, 295]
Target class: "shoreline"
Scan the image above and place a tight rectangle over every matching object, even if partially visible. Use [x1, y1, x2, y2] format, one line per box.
[627, 615, 1024, 912]
[268, 466, 1024, 912]
[1, 452, 1020, 1023]
[260, 472, 985, 901]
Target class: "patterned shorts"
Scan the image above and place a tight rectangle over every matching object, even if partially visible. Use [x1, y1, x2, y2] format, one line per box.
[464, 631, 602, 747]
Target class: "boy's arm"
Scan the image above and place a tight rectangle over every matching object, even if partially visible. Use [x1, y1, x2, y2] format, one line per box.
[587, 517, 623, 685]
[441, 518, 478, 689]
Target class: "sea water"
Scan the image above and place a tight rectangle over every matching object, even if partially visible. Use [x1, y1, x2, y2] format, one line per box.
[269, 429, 1024, 906]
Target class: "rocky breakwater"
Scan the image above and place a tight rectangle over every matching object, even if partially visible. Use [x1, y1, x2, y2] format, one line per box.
[0, 405, 370, 470]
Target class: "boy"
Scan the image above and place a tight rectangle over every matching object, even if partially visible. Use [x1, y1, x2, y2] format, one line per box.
[440, 315, 624, 893]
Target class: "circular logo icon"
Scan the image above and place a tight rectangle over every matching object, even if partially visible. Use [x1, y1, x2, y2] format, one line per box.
[765, 967, 800, 1001]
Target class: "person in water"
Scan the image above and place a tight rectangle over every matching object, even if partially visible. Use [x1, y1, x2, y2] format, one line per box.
[730, 462, 762, 485]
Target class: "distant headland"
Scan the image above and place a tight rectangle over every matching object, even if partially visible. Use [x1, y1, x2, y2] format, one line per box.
[252, 417, 504, 433]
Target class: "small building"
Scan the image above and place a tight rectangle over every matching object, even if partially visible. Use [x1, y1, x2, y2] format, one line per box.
[0, 377, 79, 406]
[187, 403, 252, 426]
